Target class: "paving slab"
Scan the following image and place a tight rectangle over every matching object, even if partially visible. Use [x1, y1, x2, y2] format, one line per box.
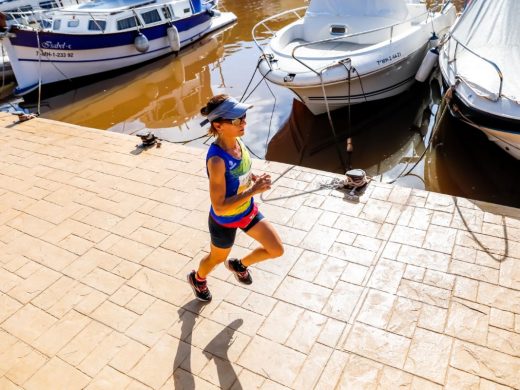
[1, 112, 520, 389]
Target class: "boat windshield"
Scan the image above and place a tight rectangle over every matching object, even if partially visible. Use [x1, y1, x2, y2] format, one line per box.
[307, 0, 408, 21]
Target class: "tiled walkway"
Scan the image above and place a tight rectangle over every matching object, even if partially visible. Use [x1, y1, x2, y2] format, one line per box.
[1, 113, 519, 389]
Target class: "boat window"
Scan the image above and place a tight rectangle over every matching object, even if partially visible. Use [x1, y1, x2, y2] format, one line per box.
[141, 9, 161, 24]
[183, 8, 190, 13]
[162, 6, 172, 20]
[88, 19, 106, 31]
[117, 16, 138, 30]
[53, 19, 61, 30]
[39, 0, 58, 9]
[67, 19, 80, 28]
[13, 5, 33, 12]
[330, 25, 347, 35]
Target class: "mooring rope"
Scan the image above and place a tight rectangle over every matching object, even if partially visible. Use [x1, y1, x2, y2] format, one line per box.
[385, 84, 454, 184]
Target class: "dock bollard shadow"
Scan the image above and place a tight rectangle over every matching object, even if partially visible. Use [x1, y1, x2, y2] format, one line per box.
[203, 319, 244, 390]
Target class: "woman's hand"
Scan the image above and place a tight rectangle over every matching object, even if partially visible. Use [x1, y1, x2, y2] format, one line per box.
[251, 173, 271, 195]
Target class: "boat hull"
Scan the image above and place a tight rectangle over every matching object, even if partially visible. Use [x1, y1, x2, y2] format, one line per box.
[439, 40, 520, 160]
[2, 11, 236, 95]
[447, 90, 520, 160]
[286, 45, 425, 115]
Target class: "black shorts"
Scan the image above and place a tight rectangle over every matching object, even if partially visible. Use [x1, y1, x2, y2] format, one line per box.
[208, 212, 264, 249]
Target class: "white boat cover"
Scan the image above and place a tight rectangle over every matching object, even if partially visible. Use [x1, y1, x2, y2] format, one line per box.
[451, 0, 520, 102]
[306, 0, 408, 21]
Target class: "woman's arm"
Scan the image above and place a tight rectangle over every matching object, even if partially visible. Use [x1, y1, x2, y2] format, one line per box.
[207, 157, 271, 214]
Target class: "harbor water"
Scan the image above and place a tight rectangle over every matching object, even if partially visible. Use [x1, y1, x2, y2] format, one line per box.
[3, 0, 520, 208]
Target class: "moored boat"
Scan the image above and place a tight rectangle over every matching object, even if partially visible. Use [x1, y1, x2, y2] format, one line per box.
[438, 0, 520, 160]
[253, 0, 456, 115]
[0, 0, 236, 96]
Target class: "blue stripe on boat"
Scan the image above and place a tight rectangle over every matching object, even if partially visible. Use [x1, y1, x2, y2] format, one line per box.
[9, 11, 211, 50]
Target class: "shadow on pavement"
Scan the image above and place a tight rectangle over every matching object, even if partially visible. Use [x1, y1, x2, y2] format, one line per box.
[204, 318, 244, 389]
[172, 300, 243, 389]
[173, 300, 205, 389]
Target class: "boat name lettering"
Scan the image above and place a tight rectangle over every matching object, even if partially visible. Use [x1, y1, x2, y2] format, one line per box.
[36, 50, 74, 58]
[41, 41, 72, 50]
[377, 52, 401, 65]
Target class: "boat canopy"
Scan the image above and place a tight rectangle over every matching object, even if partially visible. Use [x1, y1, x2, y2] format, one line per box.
[306, 0, 408, 22]
[450, 0, 520, 101]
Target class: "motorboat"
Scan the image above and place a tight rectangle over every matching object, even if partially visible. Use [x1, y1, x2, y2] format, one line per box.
[0, 0, 236, 96]
[253, 0, 456, 115]
[438, 0, 520, 160]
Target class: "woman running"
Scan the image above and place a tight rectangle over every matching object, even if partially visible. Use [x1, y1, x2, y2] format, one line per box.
[188, 94, 284, 302]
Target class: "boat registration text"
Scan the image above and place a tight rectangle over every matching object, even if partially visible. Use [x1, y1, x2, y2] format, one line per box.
[35, 50, 74, 58]
[377, 52, 401, 66]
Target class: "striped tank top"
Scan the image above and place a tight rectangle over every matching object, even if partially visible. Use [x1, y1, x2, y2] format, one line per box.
[206, 138, 254, 226]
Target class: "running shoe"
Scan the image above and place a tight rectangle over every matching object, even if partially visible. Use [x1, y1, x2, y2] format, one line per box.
[187, 270, 212, 302]
[225, 258, 253, 285]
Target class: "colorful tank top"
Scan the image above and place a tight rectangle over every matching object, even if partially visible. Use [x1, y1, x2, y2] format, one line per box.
[206, 138, 254, 225]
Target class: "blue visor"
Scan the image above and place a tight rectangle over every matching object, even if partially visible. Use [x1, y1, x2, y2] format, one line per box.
[200, 97, 253, 126]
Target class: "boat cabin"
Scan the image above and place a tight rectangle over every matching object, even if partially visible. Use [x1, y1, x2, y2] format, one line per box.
[49, 0, 202, 34]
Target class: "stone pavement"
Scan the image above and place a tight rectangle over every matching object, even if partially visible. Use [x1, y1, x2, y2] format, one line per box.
[0, 112, 519, 390]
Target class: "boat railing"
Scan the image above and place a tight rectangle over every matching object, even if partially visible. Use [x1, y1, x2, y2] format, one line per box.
[2, 9, 53, 28]
[252, 6, 307, 54]
[446, 33, 503, 101]
[289, 9, 436, 76]
[1, 0, 192, 32]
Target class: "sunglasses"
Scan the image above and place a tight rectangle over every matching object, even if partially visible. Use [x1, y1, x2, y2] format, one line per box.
[218, 114, 246, 126]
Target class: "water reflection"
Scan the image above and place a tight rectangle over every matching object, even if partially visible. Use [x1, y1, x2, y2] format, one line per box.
[31, 31, 230, 143]
[426, 112, 520, 209]
[266, 78, 520, 208]
[266, 83, 433, 179]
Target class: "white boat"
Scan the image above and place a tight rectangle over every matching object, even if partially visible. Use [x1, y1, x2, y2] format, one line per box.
[253, 0, 456, 115]
[0, 0, 236, 96]
[439, 0, 520, 160]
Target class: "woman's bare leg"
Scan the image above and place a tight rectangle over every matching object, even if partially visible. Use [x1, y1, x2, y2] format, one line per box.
[241, 219, 284, 267]
[197, 243, 233, 278]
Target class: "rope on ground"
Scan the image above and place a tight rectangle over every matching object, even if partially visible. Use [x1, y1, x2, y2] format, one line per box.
[259, 165, 371, 203]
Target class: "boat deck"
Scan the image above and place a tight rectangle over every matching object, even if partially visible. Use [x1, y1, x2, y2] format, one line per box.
[282, 39, 370, 58]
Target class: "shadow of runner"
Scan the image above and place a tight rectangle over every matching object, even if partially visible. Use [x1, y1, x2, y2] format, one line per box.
[172, 300, 206, 390]
[203, 319, 244, 390]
